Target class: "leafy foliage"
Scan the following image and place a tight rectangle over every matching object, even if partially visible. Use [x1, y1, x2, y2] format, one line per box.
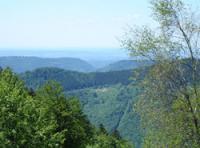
[0, 68, 65, 147]
[122, 0, 200, 147]
[0, 68, 132, 147]
[87, 126, 133, 148]
[20, 66, 149, 147]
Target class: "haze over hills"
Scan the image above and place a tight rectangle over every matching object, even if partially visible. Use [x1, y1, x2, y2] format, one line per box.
[0, 50, 149, 147]
[0, 0, 199, 147]
[0, 50, 150, 73]
[0, 48, 129, 68]
[98, 60, 153, 72]
[0, 56, 95, 73]
[2, 53, 196, 147]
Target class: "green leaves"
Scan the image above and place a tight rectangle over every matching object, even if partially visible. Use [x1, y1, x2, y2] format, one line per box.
[87, 127, 133, 148]
[0, 69, 94, 147]
[122, 0, 200, 146]
[151, 0, 183, 26]
[0, 67, 135, 147]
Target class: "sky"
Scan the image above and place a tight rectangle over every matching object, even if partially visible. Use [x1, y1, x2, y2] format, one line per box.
[0, 0, 198, 50]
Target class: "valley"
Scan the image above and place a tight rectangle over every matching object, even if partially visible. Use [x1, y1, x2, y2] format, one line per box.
[15, 58, 149, 147]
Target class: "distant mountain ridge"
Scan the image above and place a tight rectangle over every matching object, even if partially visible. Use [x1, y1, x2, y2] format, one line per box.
[0, 56, 153, 73]
[98, 60, 153, 72]
[0, 56, 94, 73]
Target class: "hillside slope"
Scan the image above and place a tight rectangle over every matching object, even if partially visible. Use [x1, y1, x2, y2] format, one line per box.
[0, 56, 94, 73]
[20, 67, 133, 90]
[98, 60, 152, 72]
[66, 84, 143, 147]
[20, 67, 147, 147]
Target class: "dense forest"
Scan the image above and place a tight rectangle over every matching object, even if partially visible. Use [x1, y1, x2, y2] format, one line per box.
[19, 66, 148, 147]
[0, 0, 200, 147]
[0, 68, 133, 147]
[98, 60, 153, 72]
[20, 68, 133, 91]
[66, 84, 143, 147]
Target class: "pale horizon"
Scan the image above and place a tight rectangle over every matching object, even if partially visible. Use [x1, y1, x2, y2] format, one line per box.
[0, 0, 198, 50]
[0, 0, 152, 49]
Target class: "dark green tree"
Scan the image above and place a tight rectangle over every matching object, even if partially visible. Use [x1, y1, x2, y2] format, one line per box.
[111, 130, 122, 140]
[0, 68, 65, 147]
[0, 69, 95, 147]
[99, 124, 108, 135]
[35, 81, 94, 148]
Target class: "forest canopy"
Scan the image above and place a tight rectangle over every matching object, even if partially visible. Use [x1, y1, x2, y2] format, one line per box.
[0, 68, 133, 148]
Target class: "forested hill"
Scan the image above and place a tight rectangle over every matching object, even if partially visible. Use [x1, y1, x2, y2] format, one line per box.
[98, 60, 153, 72]
[20, 67, 133, 90]
[20, 67, 146, 147]
[0, 56, 94, 73]
[0, 68, 133, 147]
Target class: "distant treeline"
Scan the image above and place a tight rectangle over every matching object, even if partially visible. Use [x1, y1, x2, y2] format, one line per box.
[20, 68, 134, 91]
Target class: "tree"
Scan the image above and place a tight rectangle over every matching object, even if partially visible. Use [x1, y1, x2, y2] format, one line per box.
[36, 81, 94, 148]
[0, 69, 95, 147]
[99, 124, 108, 135]
[122, 0, 200, 147]
[0, 68, 134, 147]
[87, 130, 133, 148]
[111, 129, 122, 140]
[0, 68, 65, 147]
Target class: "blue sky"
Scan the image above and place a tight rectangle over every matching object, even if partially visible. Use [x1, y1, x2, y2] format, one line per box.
[0, 0, 198, 49]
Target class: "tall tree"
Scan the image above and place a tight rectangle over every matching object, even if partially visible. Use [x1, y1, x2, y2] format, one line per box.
[122, 0, 200, 147]
[0, 69, 94, 147]
[35, 81, 94, 148]
[0, 68, 65, 147]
